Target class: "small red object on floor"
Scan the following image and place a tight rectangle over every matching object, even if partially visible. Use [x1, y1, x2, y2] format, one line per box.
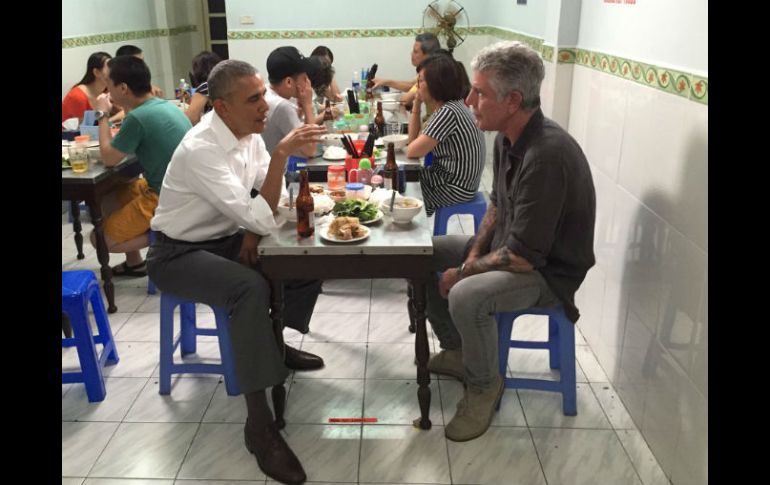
[328, 418, 378, 423]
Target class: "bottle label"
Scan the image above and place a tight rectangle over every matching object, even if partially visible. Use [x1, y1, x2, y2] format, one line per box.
[384, 177, 394, 191]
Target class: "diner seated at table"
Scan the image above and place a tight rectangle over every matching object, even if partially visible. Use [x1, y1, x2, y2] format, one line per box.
[87, 55, 192, 277]
[372, 32, 441, 109]
[405, 52, 484, 217]
[184, 50, 222, 125]
[147, 59, 327, 484]
[108, 45, 165, 125]
[310, 45, 344, 102]
[61, 51, 112, 125]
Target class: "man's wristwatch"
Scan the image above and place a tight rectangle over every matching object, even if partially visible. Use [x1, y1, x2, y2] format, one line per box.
[94, 110, 109, 122]
[457, 262, 466, 279]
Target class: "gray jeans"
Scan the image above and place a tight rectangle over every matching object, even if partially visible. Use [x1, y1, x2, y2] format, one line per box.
[146, 231, 321, 394]
[427, 235, 559, 390]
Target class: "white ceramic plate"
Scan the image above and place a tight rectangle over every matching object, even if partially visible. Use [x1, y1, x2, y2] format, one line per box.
[319, 224, 370, 243]
[360, 210, 384, 225]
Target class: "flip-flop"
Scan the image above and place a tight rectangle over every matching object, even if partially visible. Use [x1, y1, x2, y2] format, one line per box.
[111, 260, 148, 277]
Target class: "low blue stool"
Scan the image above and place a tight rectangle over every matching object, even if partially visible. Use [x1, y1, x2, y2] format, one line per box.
[496, 305, 577, 416]
[147, 230, 157, 295]
[433, 191, 487, 236]
[62, 270, 119, 402]
[424, 151, 433, 168]
[159, 293, 240, 395]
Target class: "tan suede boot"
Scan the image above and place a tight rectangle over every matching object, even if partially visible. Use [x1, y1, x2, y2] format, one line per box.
[427, 349, 464, 381]
[445, 375, 504, 442]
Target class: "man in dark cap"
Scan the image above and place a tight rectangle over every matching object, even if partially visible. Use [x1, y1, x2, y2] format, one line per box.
[262, 46, 326, 158]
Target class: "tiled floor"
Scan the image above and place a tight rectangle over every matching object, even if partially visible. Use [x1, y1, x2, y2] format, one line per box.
[62, 159, 671, 484]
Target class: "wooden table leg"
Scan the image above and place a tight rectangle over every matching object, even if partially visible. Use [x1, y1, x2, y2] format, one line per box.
[70, 200, 85, 260]
[410, 278, 432, 430]
[88, 200, 116, 313]
[269, 279, 287, 430]
[407, 281, 416, 333]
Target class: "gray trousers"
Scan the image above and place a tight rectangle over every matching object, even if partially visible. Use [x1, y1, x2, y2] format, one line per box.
[427, 235, 559, 390]
[146, 231, 321, 394]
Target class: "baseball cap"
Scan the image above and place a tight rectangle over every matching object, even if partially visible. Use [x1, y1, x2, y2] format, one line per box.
[266, 46, 315, 83]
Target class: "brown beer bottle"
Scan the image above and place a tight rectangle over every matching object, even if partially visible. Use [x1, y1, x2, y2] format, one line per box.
[323, 99, 334, 121]
[296, 170, 315, 238]
[382, 142, 398, 191]
[374, 101, 385, 138]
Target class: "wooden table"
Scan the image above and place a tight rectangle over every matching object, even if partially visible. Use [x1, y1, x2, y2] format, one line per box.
[62, 156, 142, 313]
[258, 183, 435, 429]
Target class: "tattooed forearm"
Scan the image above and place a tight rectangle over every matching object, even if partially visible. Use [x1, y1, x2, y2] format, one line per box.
[468, 205, 497, 258]
[464, 246, 533, 276]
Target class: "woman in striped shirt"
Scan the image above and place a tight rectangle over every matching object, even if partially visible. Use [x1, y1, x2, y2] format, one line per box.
[406, 52, 485, 216]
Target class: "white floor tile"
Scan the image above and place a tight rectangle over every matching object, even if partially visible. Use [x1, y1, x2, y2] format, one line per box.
[89, 422, 198, 478]
[176, 423, 266, 481]
[297, 342, 366, 379]
[519, 384, 612, 429]
[123, 377, 219, 423]
[368, 312, 415, 343]
[62, 377, 149, 422]
[364, 379, 442, 425]
[113, 312, 161, 342]
[617, 429, 672, 485]
[283, 424, 361, 483]
[285, 378, 364, 424]
[61, 479, 84, 485]
[590, 382, 638, 430]
[531, 428, 642, 485]
[101, 341, 159, 378]
[507, 347, 589, 383]
[314, 287, 371, 313]
[83, 479, 173, 484]
[576, 345, 610, 382]
[359, 425, 450, 483]
[448, 427, 546, 485]
[366, 343, 420, 379]
[303, 312, 369, 343]
[62, 422, 120, 477]
[370, 285, 410, 313]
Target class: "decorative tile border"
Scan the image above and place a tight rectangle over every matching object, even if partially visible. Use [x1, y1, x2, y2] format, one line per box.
[62, 25, 198, 49]
[226, 25, 708, 106]
[570, 48, 707, 105]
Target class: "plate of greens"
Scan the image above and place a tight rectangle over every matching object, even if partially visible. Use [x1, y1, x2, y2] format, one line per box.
[332, 199, 380, 223]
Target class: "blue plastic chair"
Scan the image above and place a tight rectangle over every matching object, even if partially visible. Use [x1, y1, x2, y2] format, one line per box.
[433, 192, 487, 236]
[62, 270, 119, 402]
[424, 151, 433, 168]
[496, 305, 577, 416]
[147, 230, 157, 295]
[159, 293, 240, 396]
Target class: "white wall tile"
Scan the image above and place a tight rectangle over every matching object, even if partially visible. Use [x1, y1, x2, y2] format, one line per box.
[583, 69, 629, 183]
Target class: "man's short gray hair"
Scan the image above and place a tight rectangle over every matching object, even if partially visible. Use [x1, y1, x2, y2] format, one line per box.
[416, 32, 441, 55]
[208, 59, 258, 101]
[470, 41, 544, 109]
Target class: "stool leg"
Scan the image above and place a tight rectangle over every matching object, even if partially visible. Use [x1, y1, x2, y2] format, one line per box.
[559, 319, 577, 416]
[548, 317, 560, 370]
[433, 211, 449, 236]
[180, 303, 197, 355]
[67, 300, 107, 402]
[89, 283, 118, 365]
[495, 314, 514, 411]
[159, 299, 174, 395]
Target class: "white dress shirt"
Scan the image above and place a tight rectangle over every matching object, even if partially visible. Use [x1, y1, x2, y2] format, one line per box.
[151, 110, 288, 241]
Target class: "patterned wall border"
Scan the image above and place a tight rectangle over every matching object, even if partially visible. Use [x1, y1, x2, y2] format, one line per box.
[567, 48, 707, 105]
[62, 25, 198, 49]
[228, 26, 496, 40]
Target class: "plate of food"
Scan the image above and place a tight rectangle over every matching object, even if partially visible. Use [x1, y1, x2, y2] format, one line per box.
[360, 209, 384, 225]
[322, 145, 348, 161]
[320, 217, 370, 243]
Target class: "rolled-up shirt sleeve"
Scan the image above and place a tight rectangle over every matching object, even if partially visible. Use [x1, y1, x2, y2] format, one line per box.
[505, 148, 567, 268]
[184, 145, 277, 236]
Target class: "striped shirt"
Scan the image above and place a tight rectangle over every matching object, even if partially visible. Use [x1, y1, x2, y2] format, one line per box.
[418, 99, 485, 216]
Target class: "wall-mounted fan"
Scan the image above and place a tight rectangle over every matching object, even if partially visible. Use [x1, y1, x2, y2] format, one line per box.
[422, 0, 470, 54]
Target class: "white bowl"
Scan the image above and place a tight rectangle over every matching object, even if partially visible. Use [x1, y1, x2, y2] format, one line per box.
[381, 134, 409, 151]
[320, 133, 344, 147]
[381, 196, 423, 224]
[276, 199, 297, 222]
[380, 100, 401, 112]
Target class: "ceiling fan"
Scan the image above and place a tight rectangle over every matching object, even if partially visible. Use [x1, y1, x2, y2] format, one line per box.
[422, 0, 470, 54]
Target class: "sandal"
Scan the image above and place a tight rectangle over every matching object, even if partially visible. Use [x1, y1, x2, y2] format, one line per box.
[111, 260, 148, 277]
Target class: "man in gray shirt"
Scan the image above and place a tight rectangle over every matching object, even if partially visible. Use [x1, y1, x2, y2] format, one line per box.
[426, 41, 596, 442]
[262, 46, 321, 158]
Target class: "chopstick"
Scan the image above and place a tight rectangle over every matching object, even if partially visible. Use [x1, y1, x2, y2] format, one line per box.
[362, 132, 375, 157]
[345, 134, 359, 158]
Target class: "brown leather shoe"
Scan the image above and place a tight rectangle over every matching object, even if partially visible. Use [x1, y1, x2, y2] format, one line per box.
[244, 419, 306, 484]
[285, 344, 324, 371]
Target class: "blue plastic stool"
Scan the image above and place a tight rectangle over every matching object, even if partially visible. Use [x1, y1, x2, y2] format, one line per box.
[62, 270, 119, 402]
[147, 230, 157, 295]
[159, 293, 240, 395]
[496, 305, 577, 416]
[433, 191, 487, 236]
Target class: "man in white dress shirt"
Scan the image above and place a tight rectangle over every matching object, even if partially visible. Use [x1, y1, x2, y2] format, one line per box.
[147, 60, 326, 484]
